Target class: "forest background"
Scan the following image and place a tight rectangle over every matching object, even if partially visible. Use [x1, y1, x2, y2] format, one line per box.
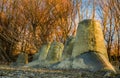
[0, 0, 119, 65]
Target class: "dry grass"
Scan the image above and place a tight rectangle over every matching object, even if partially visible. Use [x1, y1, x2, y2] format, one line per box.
[0, 65, 120, 78]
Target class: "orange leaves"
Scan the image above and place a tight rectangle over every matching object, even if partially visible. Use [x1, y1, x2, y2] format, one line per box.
[0, 12, 6, 23]
[0, 0, 77, 58]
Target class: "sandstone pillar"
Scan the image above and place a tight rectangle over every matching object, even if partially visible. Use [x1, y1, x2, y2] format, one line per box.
[72, 19, 108, 59]
[46, 41, 64, 63]
[71, 19, 115, 72]
[38, 43, 51, 60]
[62, 36, 75, 60]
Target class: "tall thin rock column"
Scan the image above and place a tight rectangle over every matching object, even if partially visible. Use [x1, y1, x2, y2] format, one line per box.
[62, 36, 75, 60]
[46, 41, 64, 63]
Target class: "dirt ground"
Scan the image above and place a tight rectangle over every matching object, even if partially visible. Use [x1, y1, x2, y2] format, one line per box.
[0, 65, 120, 78]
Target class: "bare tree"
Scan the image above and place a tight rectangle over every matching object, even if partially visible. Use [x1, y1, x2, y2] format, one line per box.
[98, 0, 120, 61]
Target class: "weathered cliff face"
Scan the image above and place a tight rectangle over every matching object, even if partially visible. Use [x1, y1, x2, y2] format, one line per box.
[72, 19, 108, 59]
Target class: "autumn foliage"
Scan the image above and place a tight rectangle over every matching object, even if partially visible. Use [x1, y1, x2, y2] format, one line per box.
[0, 0, 119, 63]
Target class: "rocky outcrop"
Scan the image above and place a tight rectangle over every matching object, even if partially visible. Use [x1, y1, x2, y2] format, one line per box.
[72, 52, 115, 72]
[26, 19, 116, 73]
[38, 43, 51, 60]
[72, 19, 108, 59]
[15, 52, 28, 66]
[26, 42, 64, 68]
[46, 41, 64, 63]
[62, 36, 75, 60]
[32, 52, 39, 61]
[32, 43, 51, 61]
[52, 19, 116, 73]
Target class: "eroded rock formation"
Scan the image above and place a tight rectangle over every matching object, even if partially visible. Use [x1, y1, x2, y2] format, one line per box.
[53, 19, 116, 73]
[32, 43, 51, 61]
[62, 36, 75, 60]
[15, 52, 28, 66]
[46, 41, 64, 63]
[38, 43, 51, 60]
[25, 19, 116, 73]
[25, 42, 64, 68]
[72, 19, 108, 59]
